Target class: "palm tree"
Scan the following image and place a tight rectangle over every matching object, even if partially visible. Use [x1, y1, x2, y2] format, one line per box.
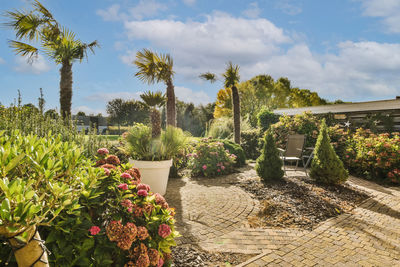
[140, 91, 166, 137]
[200, 62, 241, 144]
[134, 49, 176, 127]
[5, 0, 98, 119]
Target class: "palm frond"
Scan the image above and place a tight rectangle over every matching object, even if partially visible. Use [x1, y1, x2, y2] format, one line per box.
[33, 0, 55, 21]
[199, 72, 217, 83]
[134, 49, 159, 84]
[4, 10, 45, 41]
[140, 91, 166, 108]
[8, 40, 39, 61]
[223, 61, 240, 88]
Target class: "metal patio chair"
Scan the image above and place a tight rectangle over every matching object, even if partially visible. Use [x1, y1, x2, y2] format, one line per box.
[278, 134, 306, 174]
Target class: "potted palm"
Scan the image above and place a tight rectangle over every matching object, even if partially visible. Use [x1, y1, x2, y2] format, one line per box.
[125, 91, 187, 195]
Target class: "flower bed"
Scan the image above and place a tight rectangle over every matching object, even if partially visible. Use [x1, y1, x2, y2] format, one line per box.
[344, 129, 400, 184]
[187, 138, 236, 177]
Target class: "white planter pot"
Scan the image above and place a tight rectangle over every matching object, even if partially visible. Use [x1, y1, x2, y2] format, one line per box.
[129, 159, 172, 195]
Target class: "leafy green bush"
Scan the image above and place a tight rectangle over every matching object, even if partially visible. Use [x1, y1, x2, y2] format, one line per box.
[255, 131, 284, 182]
[310, 120, 348, 184]
[272, 112, 319, 149]
[188, 138, 236, 177]
[207, 116, 252, 139]
[124, 124, 187, 161]
[257, 107, 280, 132]
[0, 105, 109, 159]
[0, 131, 103, 266]
[344, 129, 400, 183]
[218, 139, 246, 167]
[241, 128, 263, 160]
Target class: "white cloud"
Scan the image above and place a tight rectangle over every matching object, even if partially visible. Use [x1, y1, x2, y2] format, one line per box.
[96, 4, 123, 22]
[14, 54, 51, 74]
[357, 0, 400, 33]
[120, 12, 400, 100]
[175, 86, 211, 105]
[120, 50, 136, 65]
[0, 57, 5, 64]
[242, 2, 261, 19]
[182, 0, 196, 6]
[97, 0, 167, 22]
[84, 92, 142, 102]
[124, 12, 291, 80]
[275, 0, 302, 15]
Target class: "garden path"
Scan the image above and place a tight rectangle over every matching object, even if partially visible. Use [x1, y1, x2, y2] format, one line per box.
[238, 175, 400, 266]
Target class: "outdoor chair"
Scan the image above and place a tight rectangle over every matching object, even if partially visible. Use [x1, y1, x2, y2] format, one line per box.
[278, 134, 306, 174]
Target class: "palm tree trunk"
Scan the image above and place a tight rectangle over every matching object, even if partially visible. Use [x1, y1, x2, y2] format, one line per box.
[60, 61, 73, 119]
[231, 85, 241, 144]
[5, 226, 49, 267]
[151, 108, 161, 137]
[166, 79, 176, 127]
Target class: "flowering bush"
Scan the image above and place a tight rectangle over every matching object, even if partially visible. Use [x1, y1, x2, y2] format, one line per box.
[41, 148, 179, 266]
[187, 138, 236, 177]
[344, 129, 400, 183]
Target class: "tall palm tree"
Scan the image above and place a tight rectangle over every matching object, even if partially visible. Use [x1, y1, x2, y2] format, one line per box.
[134, 49, 176, 127]
[5, 0, 98, 119]
[140, 91, 166, 137]
[200, 62, 241, 144]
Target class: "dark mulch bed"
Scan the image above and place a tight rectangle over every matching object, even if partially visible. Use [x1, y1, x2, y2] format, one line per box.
[238, 173, 370, 230]
[172, 245, 254, 267]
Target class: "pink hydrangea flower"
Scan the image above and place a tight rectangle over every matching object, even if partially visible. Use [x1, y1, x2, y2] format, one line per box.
[103, 168, 111, 176]
[121, 172, 132, 179]
[221, 165, 225, 170]
[97, 148, 109, 155]
[89, 226, 100, 235]
[138, 189, 148, 197]
[118, 183, 128, 190]
[121, 199, 133, 208]
[217, 169, 221, 172]
[202, 165, 207, 170]
[158, 224, 171, 238]
[137, 183, 150, 192]
[157, 258, 164, 267]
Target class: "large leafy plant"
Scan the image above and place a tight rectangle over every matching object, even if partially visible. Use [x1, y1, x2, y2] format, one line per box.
[187, 138, 236, 177]
[0, 131, 103, 266]
[124, 124, 187, 161]
[43, 150, 179, 266]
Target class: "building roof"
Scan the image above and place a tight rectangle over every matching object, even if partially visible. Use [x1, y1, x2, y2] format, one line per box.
[274, 98, 400, 116]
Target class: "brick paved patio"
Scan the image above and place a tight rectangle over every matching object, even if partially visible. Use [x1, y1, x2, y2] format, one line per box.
[165, 167, 400, 266]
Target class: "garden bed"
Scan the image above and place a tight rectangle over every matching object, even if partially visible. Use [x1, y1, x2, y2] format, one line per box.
[172, 245, 253, 267]
[238, 169, 370, 230]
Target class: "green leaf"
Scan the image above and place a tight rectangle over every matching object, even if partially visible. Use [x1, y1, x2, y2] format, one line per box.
[5, 153, 25, 173]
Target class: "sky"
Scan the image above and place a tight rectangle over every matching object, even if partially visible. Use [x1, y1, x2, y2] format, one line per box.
[0, 0, 400, 115]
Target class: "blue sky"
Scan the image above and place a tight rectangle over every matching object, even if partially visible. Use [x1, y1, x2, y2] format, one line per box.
[1, 0, 400, 115]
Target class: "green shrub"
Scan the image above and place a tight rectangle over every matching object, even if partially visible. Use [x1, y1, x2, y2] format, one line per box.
[218, 139, 246, 167]
[241, 128, 263, 160]
[344, 129, 400, 183]
[124, 124, 187, 161]
[188, 138, 236, 177]
[255, 131, 284, 182]
[310, 120, 348, 184]
[0, 105, 109, 159]
[207, 116, 253, 139]
[0, 131, 103, 265]
[257, 107, 280, 132]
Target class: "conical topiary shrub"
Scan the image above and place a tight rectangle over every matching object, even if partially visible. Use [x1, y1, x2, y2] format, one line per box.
[310, 119, 348, 184]
[255, 130, 284, 182]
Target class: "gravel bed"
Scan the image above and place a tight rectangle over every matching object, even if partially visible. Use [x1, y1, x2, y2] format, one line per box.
[171, 245, 253, 267]
[238, 174, 370, 230]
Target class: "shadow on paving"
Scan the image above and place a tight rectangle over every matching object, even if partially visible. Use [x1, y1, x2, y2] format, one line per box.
[335, 215, 400, 252]
[164, 177, 198, 245]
